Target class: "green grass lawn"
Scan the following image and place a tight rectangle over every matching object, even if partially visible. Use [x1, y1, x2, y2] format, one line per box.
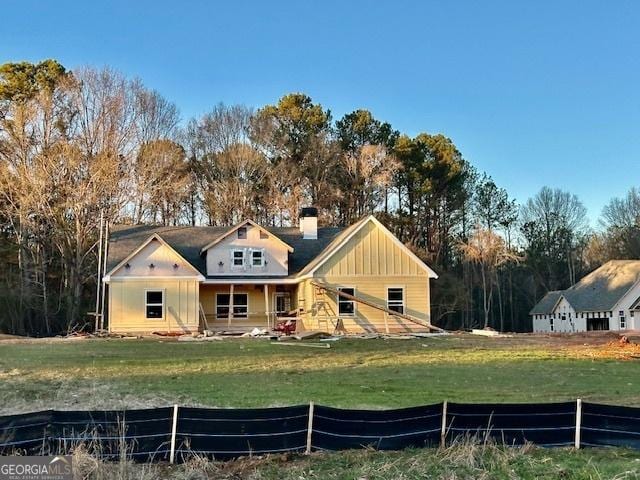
[1, 334, 639, 413]
[3, 334, 640, 479]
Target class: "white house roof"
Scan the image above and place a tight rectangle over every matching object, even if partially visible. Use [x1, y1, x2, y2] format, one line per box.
[530, 260, 640, 315]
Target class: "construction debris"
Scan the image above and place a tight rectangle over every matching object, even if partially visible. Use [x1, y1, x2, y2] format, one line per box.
[242, 328, 269, 337]
[290, 330, 332, 341]
[470, 329, 514, 338]
[411, 332, 450, 338]
[178, 334, 224, 342]
[151, 331, 185, 337]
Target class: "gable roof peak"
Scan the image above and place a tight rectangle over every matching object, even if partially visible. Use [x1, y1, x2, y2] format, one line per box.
[104, 232, 204, 281]
[199, 219, 294, 254]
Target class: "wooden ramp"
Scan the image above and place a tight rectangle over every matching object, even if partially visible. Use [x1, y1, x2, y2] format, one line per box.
[310, 281, 444, 333]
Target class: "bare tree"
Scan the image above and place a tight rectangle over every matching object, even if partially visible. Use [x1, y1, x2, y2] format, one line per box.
[459, 227, 519, 329]
[338, 144, 400, 224]
[134, 140, 191, 225]
[520, 186, 588, 288]
[601, 187, 640, 229]
[199, 143, 270, 225]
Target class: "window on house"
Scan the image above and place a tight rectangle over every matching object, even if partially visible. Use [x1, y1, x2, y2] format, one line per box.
[216, 294, 230, 318]
[237, 227, 247, 239]
[337, 287, 355, 316]
[232, 249, 245, 267]
[145, 290, 164, 319]
[549, 317, 554, 332]
[216, 293, 249, 319]
[631, 311, 635, 317]
[387, 287, 404, 314]
[620, 311, 627, 329]
[252, 249, 265, 267]
[233, 294, 248, 317]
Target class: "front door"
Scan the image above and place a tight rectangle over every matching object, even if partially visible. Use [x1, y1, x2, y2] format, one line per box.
[274, 292, 291, 316]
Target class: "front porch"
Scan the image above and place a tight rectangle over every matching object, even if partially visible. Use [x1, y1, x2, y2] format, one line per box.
[199, 283, 302, 332]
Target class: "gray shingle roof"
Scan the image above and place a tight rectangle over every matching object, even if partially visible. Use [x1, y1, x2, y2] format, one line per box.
[530, 260, 640, 314]
[106, 224, 346, 278]
[563, 260, 640, 311]
[529, 290, 563, 315]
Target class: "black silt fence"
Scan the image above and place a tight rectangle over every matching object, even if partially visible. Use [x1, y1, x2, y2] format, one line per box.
[581, 402, 640, 449]
[0, 410, 54, 456]
[312, 404, 442, 451]
[445, 402, 576, 447]
[175, 405, 309, 461]
[51, 408, 174, 461]
[0, 408, 174, 461]
[4, 401, 640, 462]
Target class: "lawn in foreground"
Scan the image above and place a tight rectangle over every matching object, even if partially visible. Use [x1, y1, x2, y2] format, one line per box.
[75, 444, 640, 480]
[0, 334, 639, 413]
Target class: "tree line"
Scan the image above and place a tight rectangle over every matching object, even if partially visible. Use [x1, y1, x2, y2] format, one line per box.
[1, 60, 638, 335]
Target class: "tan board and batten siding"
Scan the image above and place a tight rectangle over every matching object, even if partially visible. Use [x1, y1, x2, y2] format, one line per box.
[303, 219, 432, 333]
[109, 279, 200, 333]
[108, 238, 201, 333]
[105, 217, 435, 334]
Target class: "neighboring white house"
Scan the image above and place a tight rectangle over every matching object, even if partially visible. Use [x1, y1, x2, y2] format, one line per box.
[530, 260, 640, 333]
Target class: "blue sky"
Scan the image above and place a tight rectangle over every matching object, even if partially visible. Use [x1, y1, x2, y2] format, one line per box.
[3, 0, 639, 225]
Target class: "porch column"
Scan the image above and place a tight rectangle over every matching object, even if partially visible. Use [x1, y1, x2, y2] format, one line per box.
[228, 283, 234, 328]
[264, 284, 270, 329]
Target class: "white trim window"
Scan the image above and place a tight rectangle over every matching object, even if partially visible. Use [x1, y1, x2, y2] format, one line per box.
[145, 290, 164, 319]
[387, 287, 404, 314]
[216, 293, 249, 319]
[251, 249, 265, 267]
[231, 249, 245, 268]
[337, 287, 356, 316]
[549, 317, 554, 332]
[619, 310, 626, 329]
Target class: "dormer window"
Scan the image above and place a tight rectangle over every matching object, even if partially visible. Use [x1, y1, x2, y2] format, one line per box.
[232, 249, 245, 267]
[237, 227, 247, 239]
[252, 249, 265, 267]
